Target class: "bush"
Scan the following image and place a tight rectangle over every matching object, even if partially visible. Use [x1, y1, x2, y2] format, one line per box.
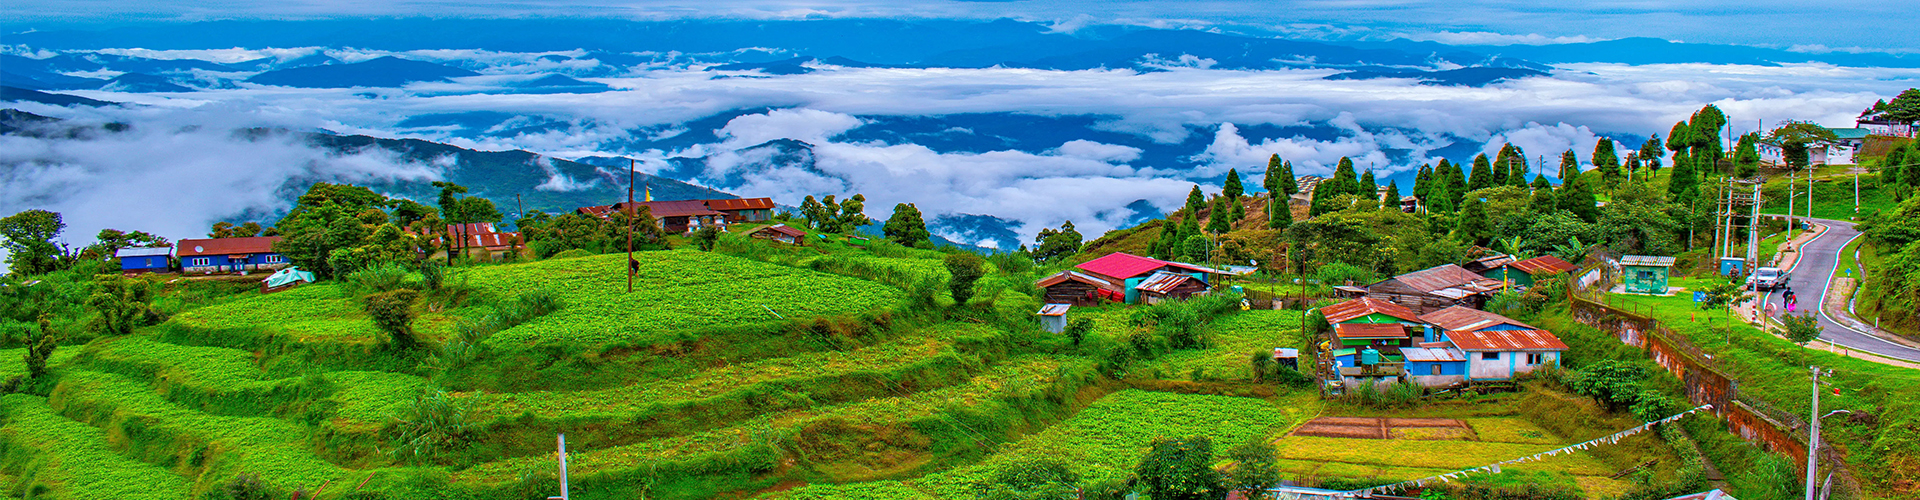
[364, 288, 421, 349]
[692, 226, 721, 251]
[386, 388, 474, 464]
[550, 248, 595, 259]
[945, 253, 987, 305]
[418, 260, 446, 291]
[344, 263, 413, 296]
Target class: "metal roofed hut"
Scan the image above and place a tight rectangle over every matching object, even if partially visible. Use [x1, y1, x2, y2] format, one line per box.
[1620, 255, 1677, 295]
[748, 224, 807, 245]
[1036, 304, 1071, 333]
[1134, 270, 1210, 304]
[1034, 270, 1113, 306]
[1070, 252, 1218, 304]
[115, 246, 174, 275]
[1483, 255, 1579, 288]
[1361, 264, 1505, 315]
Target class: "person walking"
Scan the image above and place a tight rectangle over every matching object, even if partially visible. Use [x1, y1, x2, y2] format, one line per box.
[1784, 287, 1798, 313]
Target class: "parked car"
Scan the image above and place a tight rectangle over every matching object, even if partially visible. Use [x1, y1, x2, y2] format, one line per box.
[1746, 267, 1787, 291]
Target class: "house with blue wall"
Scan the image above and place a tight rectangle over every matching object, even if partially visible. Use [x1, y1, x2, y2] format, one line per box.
[1419, 306, 1566, 382]
[177, 236, 289, 274]
[115, 246, 173, 274]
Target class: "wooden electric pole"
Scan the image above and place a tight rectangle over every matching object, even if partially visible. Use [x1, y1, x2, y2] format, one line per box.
[627, 159, 635, 294]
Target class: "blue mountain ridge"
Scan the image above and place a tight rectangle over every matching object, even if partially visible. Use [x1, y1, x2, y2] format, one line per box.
[247, 56, 480, 88]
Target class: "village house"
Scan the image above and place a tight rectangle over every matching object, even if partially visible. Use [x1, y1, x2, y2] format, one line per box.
[1461, 254, 1515, 275]
[1620, 255, 1676, 294]
[1481, 255, 1579, 288]
[1045, 252, 1219, 304]
[1420, 306, 1566, 381]
[1361, 263, 1505, 315]
[1034, 270, 1115, 306]
[577, 197, 777, 234]
[176, 236, 288, 274]
[748, 224, 806, 245]
[115, 246, 173, 274]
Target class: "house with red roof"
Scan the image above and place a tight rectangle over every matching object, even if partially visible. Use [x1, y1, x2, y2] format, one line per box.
[1325, 299, 1567, 389]
[1361, 263, 1506, 315]
[577, 197, 776, 234]
[1420, 305, 1566, 382]
[1033, 253, 1223, 305]
[1482, 255, 1579, 288]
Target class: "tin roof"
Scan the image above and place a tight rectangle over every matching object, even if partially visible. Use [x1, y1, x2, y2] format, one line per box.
[115, 247, 173, 258]
[1037, 304, 1072, 316]
[1420, 305, 1535, 332]
[1448, 328, 1568, 352]
[1621, 255, 1676, 267]
[1401, 346, 1468, 362]
[1509, 255, 1578, 276]
[1135, 270, 1198, 294]
[1319, 297, 1420, 324]
[753, 224, 806, 238]
[705, 197, 777, 211]
[1466, 254, 1515, 271]
[177, 236, 281, 257]
[1335, 323, 1407, 339]
[1075, 252, 1174, 280]
[1826, 127, 1871, 140]
[622, 200, 723, 218]
[1035, 270, 1115, 289]
[1385, 264, 1504, 293]
[466, 232, 521, 250]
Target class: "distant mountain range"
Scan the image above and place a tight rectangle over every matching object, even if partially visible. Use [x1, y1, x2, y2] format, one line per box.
[246, 56, 479, 88]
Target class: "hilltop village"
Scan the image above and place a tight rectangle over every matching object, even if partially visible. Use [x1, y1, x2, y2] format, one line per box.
[3, 96, 1920, 500]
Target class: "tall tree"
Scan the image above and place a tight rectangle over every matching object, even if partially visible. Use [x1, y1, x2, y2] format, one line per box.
[1136, 436, 1225, 500]
[0, 210, 66, 276]
[1268, 156, 1298, 196]
[1691, 105, 1729, 170]
[1593, 138, 1622, 184]
[1733, 133, 1762, 178]
[1438, 159, 1466, 213]
[799, 196, 828, 230]
[1468, 153, 1494, 192]
[1668, 150, 1698, 204]
[1382, 180, 1401, 209]
[1559, 149, 1580, 182]
[882, 203, 931, 248]
[1332, 157, 1359, 195]
[1207, 197, 1232, 234]
[1861, 88, 1920, 131]
[1358, 170, 1378, 206]
[1185, 185, 1207, 216]
[1268, 195, 1293, 230]
[1456, 196, 1492, 245]
[1529, 176, 1558, 213]
[835, 194, 871, 233]
[1560, 176, 1600, 223]
[1413, 163, 1433, 204]
[1223, 168, 1244, 199]
[1640, 136, 1665, 173]
[1032, 221, 1084, 264]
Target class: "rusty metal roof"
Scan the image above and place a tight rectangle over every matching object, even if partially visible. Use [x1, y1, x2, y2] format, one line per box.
[706, 197, 776, 211]
[1509, 255, 1578, 276]
[1134, 271, 1198, 294]
[1388, 264, 1502, 293]
[178, 236, 281, 257]
[1035, 270, 1115, 289]
[1037, 304, 1072, 316]
[1419, 306, 1535, 332]
[1076, 252, 1172, 280]
[624, 200, 723, 218]
[1465, 254, 1515, 272]
[753, 224, 805, 238]
[1319, 297, 1420, 324]
[1447, 329, 1567, 352]
[1335, 323, 1407, 339]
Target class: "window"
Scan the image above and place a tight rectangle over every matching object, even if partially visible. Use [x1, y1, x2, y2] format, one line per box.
[1527, 353, 1544, 365]
[191, 257, 210, 267]
[1431, 365, 1443, 375]
[265, 255, 286, 264]
[1481, 352, 1499, 360]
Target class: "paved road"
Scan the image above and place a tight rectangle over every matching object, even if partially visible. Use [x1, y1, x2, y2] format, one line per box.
[1768, 218, 1920, 362]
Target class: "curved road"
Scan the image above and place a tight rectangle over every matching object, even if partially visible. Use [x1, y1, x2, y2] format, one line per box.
[1772, 218, 1920, 363]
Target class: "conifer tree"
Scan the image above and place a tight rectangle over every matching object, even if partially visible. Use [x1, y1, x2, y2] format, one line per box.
[1359, 170, 1377, 203]
[1734, 133, 1762, 178]
[1333, 157, 1358, 195]
[1559, 176, 1599, 223]
[1181, 214, 1202, 243]
[1268, 195, 1293, 230]
[1594, 138, 1621, 184]
[882, 203, 931, 248]
[1268, 156, 1298, 196]
[1440, 159, 1466, 212]
[1413, 163, 1432, 203]
[1154, 220, 1182, 260]
[1468, 153, 1494, 192]
[1456, 197, 1491, 246]
[1669, 150, 1698, 203]
[1529, 176, 1556, 213]
[1506, 149, 1530, 186]
[1263, 156, 1281, 194]
[1691, 105, 1728, 169]
[1230, 197, 1245, 223]
[1208, 197, 1231, 233]
[1223, 169, 1244, 199]
[1185, 185, 1206, 216]
[1640, 136, 1665, 173]
[1383, 180, 1401, 209]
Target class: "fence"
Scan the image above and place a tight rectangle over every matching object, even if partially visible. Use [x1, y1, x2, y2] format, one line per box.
[1568, 294, 1848, 482]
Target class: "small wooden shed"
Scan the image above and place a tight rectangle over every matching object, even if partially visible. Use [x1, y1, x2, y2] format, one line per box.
[749, 224, 806, 245]
[1034, 270, 1113, 306]
[1620, 255, 1676, 294]
[1036, 304, 1071, 333]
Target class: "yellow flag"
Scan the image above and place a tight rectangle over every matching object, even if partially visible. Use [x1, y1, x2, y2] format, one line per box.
[645, 184, 653, 202]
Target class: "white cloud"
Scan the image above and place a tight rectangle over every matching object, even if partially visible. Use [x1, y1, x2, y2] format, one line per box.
[1051, 140, 1141, 163]
[716, 108, 864, 148]
[532, 155, 597, 192]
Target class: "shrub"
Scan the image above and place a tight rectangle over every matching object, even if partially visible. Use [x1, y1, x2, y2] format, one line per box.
[693, 226, 721, 251]
[1136, 436, 1224, 500]
[945, 253, 987, 305]
[1065, 318, 1093, 346]
[344, 263, 413, 296]
[364, 288, 421, 350]
[218, 473, 272, 500]
[550, 248, 594, 259]
[386, 388, 475, 464]
[971, 457, 1081, 500]
[418, 260, 446, 291]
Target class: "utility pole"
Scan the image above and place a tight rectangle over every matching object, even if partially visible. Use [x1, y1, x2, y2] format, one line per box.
[1805, 365, 1821, 500]
[549, 433, 571, 500]
[627, 159, 635, 294]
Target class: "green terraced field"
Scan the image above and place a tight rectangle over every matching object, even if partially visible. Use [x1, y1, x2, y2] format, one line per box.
[0, 395, 193, 500]
[462, 250, 905, 348]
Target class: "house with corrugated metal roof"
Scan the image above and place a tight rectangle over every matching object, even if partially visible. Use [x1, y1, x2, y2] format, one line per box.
[1420, 306, 1566, 382]
[1034, 270, 1113, 306]
[748, 224, 806, 245]
[1361, 263, 1506, 315]
[577, 197, 776, 233]
[1135, 270, 1209, 304]
[1482, 255, 1579, 288]
[177, 236, 287, 274]
[1062, 252, 1220, 304]
[115, 246, 173, 274]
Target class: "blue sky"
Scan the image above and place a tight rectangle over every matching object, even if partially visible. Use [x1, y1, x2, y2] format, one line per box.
[9, 0, 1919, 53]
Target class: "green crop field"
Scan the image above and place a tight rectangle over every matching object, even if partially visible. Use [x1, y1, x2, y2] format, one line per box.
[463, 250, 904, 348]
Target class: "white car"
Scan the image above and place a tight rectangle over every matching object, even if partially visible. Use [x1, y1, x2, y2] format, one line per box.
[1746, 267, 1787, 291]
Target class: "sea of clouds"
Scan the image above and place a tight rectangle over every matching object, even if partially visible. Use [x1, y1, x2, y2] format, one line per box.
[4, 46, 1918, 253]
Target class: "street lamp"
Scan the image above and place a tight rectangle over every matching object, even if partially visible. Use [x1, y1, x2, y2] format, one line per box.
[1805, 367, 1850, 500]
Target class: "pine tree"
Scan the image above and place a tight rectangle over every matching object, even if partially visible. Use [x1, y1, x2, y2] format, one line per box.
[1230, 198, 1245, 223]
[1263, 155, 1281, 194]
[1559, 176, 1599, 223]
[1203, 197, 1227, 233]
[1456, 197, 1491, 246]
[1734, 132, 1761, 178]
[1468, 153, 1494, 192]
[1268, 194, 1293, 230]
[1691, 105, 1728, 169]
[1667, 121, 1693, 155]
[1669, 150, 1698, 203]
[1413, 163, 1432, 204]
[1383, 180, 1401, 210]
[1154, 220, 1181, 260]
[1640, 136, 1665, 173]
[1440, 159, 1466, 212]
[1505, 148, 1530, 186]
[1493, 144, 1517, 182]
[1359, 170, 1377, 204]
[1271, 157, 1298, 195]
[1223, 169, 1244, 199]
[1593, 138, 1621, 184]
[1529, 176, 1556, 213]
[882, 203, 931, 248]
[1181, 215, 1202, 243]
[1185, 185, 1206, 216]
[1333, 157, 1358, 195]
